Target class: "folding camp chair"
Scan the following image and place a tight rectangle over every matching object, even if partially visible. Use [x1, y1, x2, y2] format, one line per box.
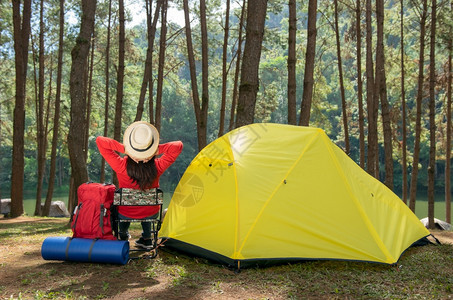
[111, 188, 163, 259]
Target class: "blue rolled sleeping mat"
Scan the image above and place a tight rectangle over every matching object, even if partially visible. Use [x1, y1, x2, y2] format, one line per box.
[41, 237, 129, 265]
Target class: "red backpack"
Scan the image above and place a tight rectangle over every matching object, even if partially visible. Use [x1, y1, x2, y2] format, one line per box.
[71, 183, 116, 240]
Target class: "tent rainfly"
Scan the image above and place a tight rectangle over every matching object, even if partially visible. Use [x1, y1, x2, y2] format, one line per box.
[159, 123, 430, 269]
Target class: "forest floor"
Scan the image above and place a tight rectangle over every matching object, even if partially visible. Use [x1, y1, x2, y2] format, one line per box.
[0, 215, 452, 300]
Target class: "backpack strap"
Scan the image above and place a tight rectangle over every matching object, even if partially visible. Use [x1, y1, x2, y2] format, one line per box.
[71, 203, 82, 230]
[88, 239, 98, 262]
[65, 237, 73, 260]
[100, 204, 105, 235]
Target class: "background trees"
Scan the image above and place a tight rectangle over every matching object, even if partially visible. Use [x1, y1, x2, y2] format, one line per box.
[0, 0, 451, 225]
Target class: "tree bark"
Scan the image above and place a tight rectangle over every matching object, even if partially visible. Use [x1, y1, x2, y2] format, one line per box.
[376, 0, 393, 189]
[236, 0, 268, 128]
[67, 0, 96, 215]
[43, 0, 65, 217]
[100, 0, 112, 183]
[229, 0, 246, 131]
[298, 0, 317, 126]
[219, 0, 230, 136]
[84, 35, 95, 161]
[400, 0, 408, 204]
[355, 0, 365, 168]
[427, 0, 437, 229]
[114, 0, 125, 144]
[409, 0, 428, 212]
[135, 0, 161, 122]
[10, 0, 32, 218]
[445, 22, 452, 224]
[155, 0, 167, 131]
[199, 0, 209, 142]
[183, 0, 207, 150]
[34, 0, 46, 216]
[287, 0, 297, 125]
[334, 0, 349, 154]
[365, 0, 377, 176]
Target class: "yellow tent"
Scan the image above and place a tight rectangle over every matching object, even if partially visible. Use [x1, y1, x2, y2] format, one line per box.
[160, 123, 430, 269]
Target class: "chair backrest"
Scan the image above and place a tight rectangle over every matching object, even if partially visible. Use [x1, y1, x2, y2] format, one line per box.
[114, 188, 163, 206]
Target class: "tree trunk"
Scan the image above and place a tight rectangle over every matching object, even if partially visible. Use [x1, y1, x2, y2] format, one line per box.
[400, 0, 408, 204]
[68, 0, 96, 215]
[228, 0, 246, 131]
[287, 0, 297, 125]
[114, 0, 125, 144]
[84, 35, 95, 161]
[10, 0, 32, 218]
[365, 0, 377, 176]
[199, 0, 209, 143]
[219, 0, 230, 136]
[445, 23, 452, 224]
[334, 0, 349, 154]
[409, 0, 428, 212]
[155, 0, 167, 131]
[100, 0, 112, 183]
[183, 0, 205, 150]
[43, 0, 65, 217]
[135, 0, 161, 122]
[298, 0, 317, 126]
[356, 0, 365, 168]
[376, 0, 393, 189]
[34, 0, 46, 216]
[236, 0, 268, 128]
[380, 68, 393, 189]
[427, 0, 437, 229]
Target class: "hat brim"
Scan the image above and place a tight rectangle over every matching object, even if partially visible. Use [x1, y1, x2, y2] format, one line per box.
[123, 121, 159, 160]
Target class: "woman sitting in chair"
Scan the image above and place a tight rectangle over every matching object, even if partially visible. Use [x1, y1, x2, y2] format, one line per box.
[96, 121, 183, 249]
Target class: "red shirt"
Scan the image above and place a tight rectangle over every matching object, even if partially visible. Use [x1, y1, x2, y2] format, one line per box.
[96, 136, 183, 218]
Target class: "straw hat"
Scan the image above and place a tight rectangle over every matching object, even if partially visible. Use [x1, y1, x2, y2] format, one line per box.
[123, 121, 159, 161]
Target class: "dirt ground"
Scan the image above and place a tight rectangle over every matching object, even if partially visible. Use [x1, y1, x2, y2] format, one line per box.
[1, 216, 453, 300]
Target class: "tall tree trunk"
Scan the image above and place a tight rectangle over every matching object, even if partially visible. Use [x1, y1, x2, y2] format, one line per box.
[219, 0, 230, 136]
[84, 35, 95, 161]
[135, 0, 161, 122]
[287, 0, 297, 125]
[43, 0, 64, 217]
[380, 68, 393, 189]
[229, 0, 246, 131]
[409, 0, 428, 212]
[376, 0, 393, 189]
[148, 0, 156, 124]
[445, 21, 452, 224]
[68, 0, 96, 216]
[34, 0, 45, 216]
[183, 0, 205, 150]
[334, 0, 349, 153]
[199, 0, 209, 143]
[112, 0, 125, 186]
[400, 0, 408, 204]
[10, 0, 32, 218]
[155, 0, 167, 131]
[427, 0, 437, 229]
[365, 0, 377, 176]
[114, 0, 125, 144]
[356, 0, 365, 168]
[298, 0, 317, 126]
[236, 0, 268, 128]
[100, 0, 112, 183]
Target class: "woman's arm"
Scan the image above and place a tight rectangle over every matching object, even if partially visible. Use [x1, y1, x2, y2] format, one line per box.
[96, 136, 126, 172]
[155, 141, 183, 173]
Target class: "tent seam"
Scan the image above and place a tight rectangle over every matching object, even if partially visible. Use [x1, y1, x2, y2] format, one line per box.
[321, 134, 395, 263]
[236, 129, 322, 255]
